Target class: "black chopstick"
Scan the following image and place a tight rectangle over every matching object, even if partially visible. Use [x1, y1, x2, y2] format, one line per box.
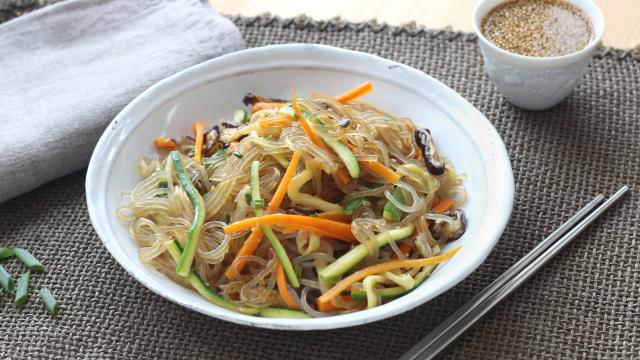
[401, 185, 629, 360]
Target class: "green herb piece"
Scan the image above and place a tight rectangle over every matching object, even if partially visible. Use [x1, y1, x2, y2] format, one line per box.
[14, 271, 30, 307]
[223, 214, 231, 224]
[0, 247, 14, 260]
[0, 265, 14, 293]
[234, 109, 250, 124]
[40, 288, 59, 316]
[244, 192, 252, 206]
[13, 248, 44, 272]
[232, 151, 244, 158]
[343, 198, 364, 215]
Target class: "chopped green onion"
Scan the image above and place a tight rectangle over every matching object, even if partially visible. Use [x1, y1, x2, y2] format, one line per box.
[232, 151, 244, 158]
[0, 265, 14, 293]
[343, 198, 364, 215]
[0, 247, 14, 260]
[39, 287, 59, 316]
[244, 192, 252, 206]
[250, 161, 263, 213]
[14, 271, 30, 307]
[223, 214, 231, 224]
[213, 148, 226, 157]
[234, 109, 250, 123]
[13, 248, 44, 272]
[252, 198, 265, 209]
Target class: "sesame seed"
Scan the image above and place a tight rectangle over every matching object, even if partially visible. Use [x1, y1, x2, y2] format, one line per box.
[481, 0, 593, 57]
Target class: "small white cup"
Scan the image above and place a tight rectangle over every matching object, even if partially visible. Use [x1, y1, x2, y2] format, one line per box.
[472, 0, 605, 110]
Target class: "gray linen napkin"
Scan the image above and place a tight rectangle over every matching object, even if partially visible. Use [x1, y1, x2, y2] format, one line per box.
[0, 0, 244, 202]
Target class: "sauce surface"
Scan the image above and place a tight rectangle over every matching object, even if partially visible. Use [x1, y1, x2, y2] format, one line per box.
[481, 0, 593, 57]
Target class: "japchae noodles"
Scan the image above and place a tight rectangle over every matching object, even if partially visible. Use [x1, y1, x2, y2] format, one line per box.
[117, 82, 466, 318]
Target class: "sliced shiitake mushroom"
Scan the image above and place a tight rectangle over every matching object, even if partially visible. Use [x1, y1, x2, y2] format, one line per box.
[429, 209, 466, 243]
[242, 93, 287, 106]
[414, 128, 446, 175]
[202, 125, 221, 157]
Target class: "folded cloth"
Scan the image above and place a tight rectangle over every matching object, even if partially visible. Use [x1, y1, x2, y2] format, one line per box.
[0, 0, 244, 202]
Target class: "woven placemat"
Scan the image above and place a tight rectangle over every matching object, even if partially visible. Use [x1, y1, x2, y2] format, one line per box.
[2, 6, 640, 359]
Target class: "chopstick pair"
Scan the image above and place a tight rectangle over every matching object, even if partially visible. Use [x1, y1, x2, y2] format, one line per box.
[400, 185, 629, 360]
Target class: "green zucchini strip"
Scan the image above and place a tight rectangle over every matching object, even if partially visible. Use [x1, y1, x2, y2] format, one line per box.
[39, 287, 59, 316]
[318, 225, 415, 284]
[0, 265, 14, 293]
[258, 307, 311, 319]
[13, 248, 44, 272]
[165, 240, 258, 315]
[169, 151, 205, 277]
[343, 198, 364, 215]
[327, 140, 360, 178]
[250, 161, 300, 288]
[350, 246, 441, 301]
[14, 271, 30, 306]
[383, 187, 406, 222]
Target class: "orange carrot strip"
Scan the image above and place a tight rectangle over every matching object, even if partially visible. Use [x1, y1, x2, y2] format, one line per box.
[317, 247, 461, 308]
[223, 227, 264, 279]
[317, 212, 352, 223]
[291, 90, 330, 152]
[224, 152, 301, 279]
[361, 161, 400, 183]
[259, 115, 293, 128]
[251, 102, 284, 113]
[432, 198, 454, 213]
[334, 81, 373, 103]
[317, 295, 365, 312]
[336, 167, 351, 185]
[280, 224, 356, 244]
[227, 141, 240, 153]
[225, 214, 355, 243]
[192, 122, 205, 163]
[391, 242, 413, 259]
[274, 251, 302, 310]
[154, 136, 176, 149]
[268, 152, 301, 212]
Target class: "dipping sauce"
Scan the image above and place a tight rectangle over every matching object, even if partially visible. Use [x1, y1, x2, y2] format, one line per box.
[481, 0, 593, 57]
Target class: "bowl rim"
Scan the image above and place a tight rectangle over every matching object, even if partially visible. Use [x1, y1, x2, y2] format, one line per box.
[86, 43, 514, 330]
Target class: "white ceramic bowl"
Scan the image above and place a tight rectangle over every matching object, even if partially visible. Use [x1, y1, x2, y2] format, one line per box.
[473, 0, 605, 110]
[86, 44, 514, 330]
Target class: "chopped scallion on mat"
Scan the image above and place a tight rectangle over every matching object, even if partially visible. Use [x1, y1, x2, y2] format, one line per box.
[14, 271, 30, 306]
[40, 288, 59, 316]
[0, 247, 15, 260]
[0, 265, 14, 293]
[13, 248, 44, 272]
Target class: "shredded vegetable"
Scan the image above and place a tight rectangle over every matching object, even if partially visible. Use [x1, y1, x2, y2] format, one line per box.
[117, 84, 468, 317]
[335, 81, 373, 103]
[317, 246, 461, 308]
